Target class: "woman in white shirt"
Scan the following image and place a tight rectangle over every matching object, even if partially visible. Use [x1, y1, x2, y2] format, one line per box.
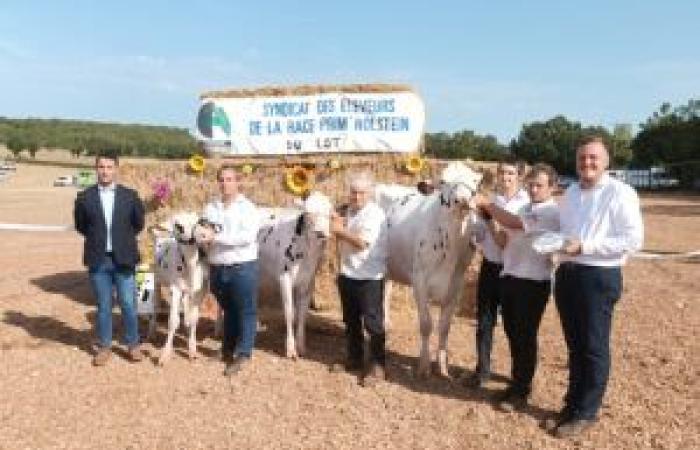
[331, 171, 388, 387]
[199, 165, 261, 377]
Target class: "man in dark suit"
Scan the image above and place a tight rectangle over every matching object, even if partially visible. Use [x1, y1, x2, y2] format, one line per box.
[74, 151, 145, 366]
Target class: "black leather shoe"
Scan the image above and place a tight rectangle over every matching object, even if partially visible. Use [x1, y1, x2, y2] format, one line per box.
[329, 359, 363, 374]
[224, 355, 250, 376]
[495, 387, 528, 412]
[463, 372, 490, 388]
[541, 406, 574, 431]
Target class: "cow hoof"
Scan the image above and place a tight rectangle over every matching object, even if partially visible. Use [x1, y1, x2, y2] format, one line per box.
[286, 351, 298, 360]
[188, 351, 199, 360]
[158, 354, 170, 366]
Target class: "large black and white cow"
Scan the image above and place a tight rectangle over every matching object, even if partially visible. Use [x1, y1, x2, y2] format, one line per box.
[378, 162, 482, 378]
[256, 191, 333, 359]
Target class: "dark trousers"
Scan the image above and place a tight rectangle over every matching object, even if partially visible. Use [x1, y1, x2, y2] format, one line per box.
[554, 263, 622, 420]
[475, 259, 503, 377]
[337, 275, 386, 366]
[210, 261, 259, 358]
[501, 275, 551, 396]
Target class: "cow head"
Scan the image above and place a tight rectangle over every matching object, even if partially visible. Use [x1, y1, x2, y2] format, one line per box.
[193, 217, 221, 245]
[169, 212, 201, 246]
[437, 162, 483, 209]
[294, 191, 333, 239]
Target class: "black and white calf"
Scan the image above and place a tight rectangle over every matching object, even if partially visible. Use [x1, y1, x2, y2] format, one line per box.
[150, 212, 213, 365]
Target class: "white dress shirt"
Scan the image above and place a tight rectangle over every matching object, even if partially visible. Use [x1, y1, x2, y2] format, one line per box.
[501, 198, 560, 281]
[559, 173, 644, 267]
[339, 201, 388, 280]
[203, 194, 260, 265]
[474, 189, 530, 264]
[98, 183, 115, 252]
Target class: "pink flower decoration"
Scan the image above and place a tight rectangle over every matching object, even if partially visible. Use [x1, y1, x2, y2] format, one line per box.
[151, 178, 172, 203]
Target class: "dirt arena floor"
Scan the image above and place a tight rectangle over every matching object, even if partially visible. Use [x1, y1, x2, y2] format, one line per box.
[1, 163, 698, 449]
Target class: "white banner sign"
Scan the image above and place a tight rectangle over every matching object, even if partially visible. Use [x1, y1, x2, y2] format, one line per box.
[196, 91, 425, 155]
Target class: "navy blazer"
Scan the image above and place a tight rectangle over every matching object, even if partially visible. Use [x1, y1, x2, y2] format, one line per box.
[74, 184, 145, 269]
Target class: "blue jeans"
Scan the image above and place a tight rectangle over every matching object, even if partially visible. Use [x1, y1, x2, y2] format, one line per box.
[210, 261, 259, 358]
[555, 263, 622, 420]
[88, 255, 139, 348]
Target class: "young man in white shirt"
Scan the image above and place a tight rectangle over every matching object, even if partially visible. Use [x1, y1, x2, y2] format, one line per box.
[199, 165, 261, 376]
[331, 172, 389, 387]
[473, 164, 560, 411]
[468, 159, 530, 387]
[551, 136, 643, 437]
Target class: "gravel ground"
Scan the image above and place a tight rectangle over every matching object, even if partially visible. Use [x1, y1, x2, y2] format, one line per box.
[1, 164, 698, 449]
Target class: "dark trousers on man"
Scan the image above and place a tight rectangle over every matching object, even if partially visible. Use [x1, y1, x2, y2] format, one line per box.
[337, 275, 386, 366]
[210, 261, 259, 358]
[475, 258, 503, 378]
[554, 262, 622, 420]
[501, 275, 551, 396]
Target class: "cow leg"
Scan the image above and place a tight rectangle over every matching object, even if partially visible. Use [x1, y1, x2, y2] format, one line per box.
[295, 290, 311, 357]
[187, 302, 200, 360]
[159, 287, 182, 366]
[280, 273, 297, 359]
[383, 280, 393, 331]
[146, 282, 159, 342]
[436, 296, 459, 379]
[214, 301, 224, 338]
[414, 284, 433, 379]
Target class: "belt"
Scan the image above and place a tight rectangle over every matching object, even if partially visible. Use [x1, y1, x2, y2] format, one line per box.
[212, 261, 251, 269]
[105, 252, 114, 257]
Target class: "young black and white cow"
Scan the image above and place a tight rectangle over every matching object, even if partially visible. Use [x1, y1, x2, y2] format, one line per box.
[256, 191, 333, 359]
[150, 212, 213, 365]
[379, 162, 482, 378]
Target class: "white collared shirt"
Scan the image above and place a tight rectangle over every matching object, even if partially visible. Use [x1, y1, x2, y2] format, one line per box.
[559, 173, 644, 267]
[501, 198, 560, 281]
[203, 194, 260, 264]
[339, 201, 388, 280]
[474, 189, 530, 263]
[98, 183, 116, 252]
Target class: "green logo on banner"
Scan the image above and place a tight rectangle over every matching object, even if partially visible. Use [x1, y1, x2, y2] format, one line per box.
[197, 102, 231, 138]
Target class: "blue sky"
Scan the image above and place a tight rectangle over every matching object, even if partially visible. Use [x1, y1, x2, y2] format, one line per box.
[0, 1, 698, 142]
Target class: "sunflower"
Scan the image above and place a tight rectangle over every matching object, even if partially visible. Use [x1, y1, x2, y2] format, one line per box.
[241, 163, 254, 175]
[188, 154, 206, 173]
[285, 166, 313, 196]
[327, 158, 342, 170]
[404, 154, 425, 174]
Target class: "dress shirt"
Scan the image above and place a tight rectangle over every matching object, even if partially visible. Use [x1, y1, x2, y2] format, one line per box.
[98, 183, 115, 252]
[474, 189, 530, 264]
[203, 194, 260, 264]
[339, 201, 388, 280]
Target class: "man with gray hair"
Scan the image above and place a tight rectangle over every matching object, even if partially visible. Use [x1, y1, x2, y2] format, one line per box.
[331, 171, 389, 387]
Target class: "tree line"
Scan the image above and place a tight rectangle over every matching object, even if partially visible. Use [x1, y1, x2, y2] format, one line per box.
[0, 118, 197, 160]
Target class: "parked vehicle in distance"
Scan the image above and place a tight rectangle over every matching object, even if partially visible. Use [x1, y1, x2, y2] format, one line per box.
[53, 175, 75, 187]
[557, 175, 576, 190]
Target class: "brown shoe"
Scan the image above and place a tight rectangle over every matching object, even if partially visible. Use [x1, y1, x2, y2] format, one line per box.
[127, 345, 144, 363]
[554, 418, 597, 438]
[361, 363, 386, 387]
[92, 347, 112, 367]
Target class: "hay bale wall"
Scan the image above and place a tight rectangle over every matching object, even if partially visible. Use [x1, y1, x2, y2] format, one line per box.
[121, 154, 494, 316]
